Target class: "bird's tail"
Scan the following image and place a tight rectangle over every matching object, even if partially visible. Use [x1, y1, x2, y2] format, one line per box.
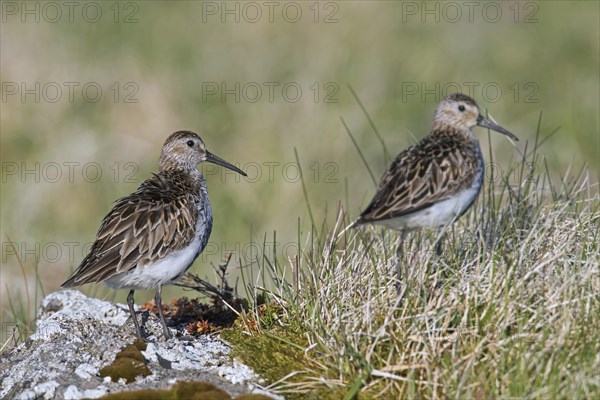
[61, 273, 80, 288]
[336, 218, 362, 240]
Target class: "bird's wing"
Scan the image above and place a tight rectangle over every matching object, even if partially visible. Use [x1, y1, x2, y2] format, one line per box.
[356, 137, 479, 224]
[62, 175, 198, 286]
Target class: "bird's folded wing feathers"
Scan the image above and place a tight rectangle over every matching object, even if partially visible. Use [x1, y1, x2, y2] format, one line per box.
[357, 142, 477, 223]
[62, 186, 197, 286]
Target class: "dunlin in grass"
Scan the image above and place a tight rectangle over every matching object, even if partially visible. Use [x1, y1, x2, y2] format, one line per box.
[62, 131, 246, 339]
[350, 93, 518, 281]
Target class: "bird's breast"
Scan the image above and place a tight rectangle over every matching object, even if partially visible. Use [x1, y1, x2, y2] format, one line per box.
[194, 196, 213, 256]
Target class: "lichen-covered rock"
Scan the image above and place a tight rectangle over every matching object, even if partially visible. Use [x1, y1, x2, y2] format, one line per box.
[0, 290, 282, 399]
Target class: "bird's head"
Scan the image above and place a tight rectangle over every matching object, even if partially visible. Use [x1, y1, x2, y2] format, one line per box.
[433, 93, 518, 141]
[159, 130, 246, 176]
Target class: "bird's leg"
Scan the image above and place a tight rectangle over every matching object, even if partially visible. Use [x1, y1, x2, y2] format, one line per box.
[434, 228, 444, 256]
[433, 226, 452, 284]
[434, 222, 453, 257]
[395, 231, 407, 292]
[127, 290, 144, 339]
[155, 284, 172, 339]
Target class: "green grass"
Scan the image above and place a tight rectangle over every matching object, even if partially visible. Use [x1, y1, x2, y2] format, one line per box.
[216, 116, 599, 399]
[1, 2, 599, 396]
[2, 116, 598, 398]
[1, 4, 598, 317]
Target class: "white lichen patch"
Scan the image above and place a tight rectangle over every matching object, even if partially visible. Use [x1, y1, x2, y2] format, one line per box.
[143, 336, 257, 383]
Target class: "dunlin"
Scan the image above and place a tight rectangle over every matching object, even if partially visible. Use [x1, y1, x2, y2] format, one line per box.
[62, 131, 246, 339]
[351, 93, 518, 281]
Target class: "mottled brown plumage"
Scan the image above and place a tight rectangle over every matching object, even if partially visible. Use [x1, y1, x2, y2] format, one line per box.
[63, 170, 204, 286]
[356, 126, 482, 224]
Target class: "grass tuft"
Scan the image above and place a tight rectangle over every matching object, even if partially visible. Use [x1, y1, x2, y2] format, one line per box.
[230, 116, 600, 398]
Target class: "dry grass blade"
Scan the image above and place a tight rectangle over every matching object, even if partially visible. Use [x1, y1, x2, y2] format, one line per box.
[237, 122, 599, 398]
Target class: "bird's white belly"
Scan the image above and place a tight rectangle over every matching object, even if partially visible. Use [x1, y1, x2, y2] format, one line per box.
[105, 241, 200, 290]
[378, 184, 480, 231]
[105, 213, 208, 290]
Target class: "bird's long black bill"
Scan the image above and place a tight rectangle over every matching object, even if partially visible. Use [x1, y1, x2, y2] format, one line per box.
[477, 115, 519, 141]
[206, 151, 247, 176]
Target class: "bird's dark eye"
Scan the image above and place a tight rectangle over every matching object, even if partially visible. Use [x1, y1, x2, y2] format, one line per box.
[458, 105, 466, 112]
[187, 140, 194, 147]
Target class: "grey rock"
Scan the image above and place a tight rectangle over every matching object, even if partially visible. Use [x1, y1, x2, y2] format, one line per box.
[0, 290, 281, 399]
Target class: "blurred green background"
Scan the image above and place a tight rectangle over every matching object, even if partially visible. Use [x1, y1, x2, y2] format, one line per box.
[1, 1, 598, 322]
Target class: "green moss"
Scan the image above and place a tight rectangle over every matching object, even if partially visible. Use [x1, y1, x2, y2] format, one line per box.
[100, 389, 167, 400]
[173, 381, 229, 399]
[220, 328, 360, 400]
[99, 381, 271, 399]
[99, 339, 151, 383]
[220, 328, 306, 385]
